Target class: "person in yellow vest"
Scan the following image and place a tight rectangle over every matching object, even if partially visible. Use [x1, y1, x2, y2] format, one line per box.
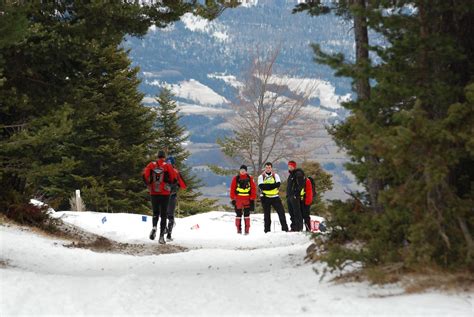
[257, 162, 289, 233]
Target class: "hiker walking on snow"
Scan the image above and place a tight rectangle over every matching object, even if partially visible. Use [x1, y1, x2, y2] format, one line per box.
[143, 150, 177, 244]
[257, 162, 289, 233]
[230, 165, 256, 235]
[165, 156, 187, 241]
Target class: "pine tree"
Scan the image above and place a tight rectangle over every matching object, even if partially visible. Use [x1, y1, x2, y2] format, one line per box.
[367, 1, 474, 268]
[0, 3, 161, 213]
[299, 1, 474, 269]
[0, 3, 76, 211]
[59, 45, 156, 213]
[152, 88, 217, 215]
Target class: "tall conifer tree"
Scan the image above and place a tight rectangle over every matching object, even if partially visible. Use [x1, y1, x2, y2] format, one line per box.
[297, 1, 474, 268]
[153, 89, 217, 215]
[295, 0, 384, 213]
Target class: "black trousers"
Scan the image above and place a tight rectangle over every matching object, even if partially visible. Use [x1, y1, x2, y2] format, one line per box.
[151, 195, 169, 234]
[261, 196, 288, 232]
[167, 193, 177, 229]
[287, 196, 303, 231]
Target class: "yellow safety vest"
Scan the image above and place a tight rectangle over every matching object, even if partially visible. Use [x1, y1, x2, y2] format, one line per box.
[236, 176, 251, 196]
[262, 173, 279, 197]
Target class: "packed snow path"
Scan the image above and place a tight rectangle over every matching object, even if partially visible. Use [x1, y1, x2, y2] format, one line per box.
[1, 211, 472, 316]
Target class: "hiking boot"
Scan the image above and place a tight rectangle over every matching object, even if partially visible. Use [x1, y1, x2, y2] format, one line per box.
[158, 234, 166, 244]
[149, 228, 157, 240]
[166, 232, 173, 241]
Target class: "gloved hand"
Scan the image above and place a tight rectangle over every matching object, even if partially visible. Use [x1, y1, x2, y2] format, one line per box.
[231, 200, 236, 207]
[249, 200, 255, 211]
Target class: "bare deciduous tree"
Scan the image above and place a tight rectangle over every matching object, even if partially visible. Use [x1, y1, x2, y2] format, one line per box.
[218, 47, 321, 176]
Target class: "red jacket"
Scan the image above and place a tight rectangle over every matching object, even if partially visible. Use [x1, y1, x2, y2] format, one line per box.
[143, 159, 177, 195]
[303, 178, 313, 206]
[230, 173, 256, 209]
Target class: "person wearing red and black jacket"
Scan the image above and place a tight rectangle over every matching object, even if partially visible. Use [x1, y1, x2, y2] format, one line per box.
[142, 150, 177, 244]
[229, 164, 256, 234]
[288, 161, 314, 232]
[164, 156, 187, 241]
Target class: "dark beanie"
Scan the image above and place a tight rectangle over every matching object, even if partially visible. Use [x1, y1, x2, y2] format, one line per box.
[239, 164, 247, 171]
[158, 150, 166, 158]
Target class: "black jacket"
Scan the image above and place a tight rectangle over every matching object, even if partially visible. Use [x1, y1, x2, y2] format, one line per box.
[287, 168, 305, 199]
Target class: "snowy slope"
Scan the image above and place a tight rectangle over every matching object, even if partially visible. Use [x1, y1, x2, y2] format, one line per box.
[52, 211, 320, 249]
[1, 211, 472, 316]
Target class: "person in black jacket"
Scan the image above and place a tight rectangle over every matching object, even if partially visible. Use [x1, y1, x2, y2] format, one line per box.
[257, 162, 288, 233]
[286, 160, 304, 231]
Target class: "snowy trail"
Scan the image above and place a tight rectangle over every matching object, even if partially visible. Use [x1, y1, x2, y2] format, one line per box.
[1, 211, 473, 316]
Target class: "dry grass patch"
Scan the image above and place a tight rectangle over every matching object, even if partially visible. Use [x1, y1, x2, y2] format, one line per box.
[306, 242, 473, 293]
[403, 269, 474, 294]
[0, 213, 11, 225]
[64, 236, 188, 256]
[330, 264, 473, 294]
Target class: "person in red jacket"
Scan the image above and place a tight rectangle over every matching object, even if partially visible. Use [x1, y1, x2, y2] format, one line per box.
[164, 156, 187, 241]
[229, 164, 256, 234]
[142, 150, 177, 244]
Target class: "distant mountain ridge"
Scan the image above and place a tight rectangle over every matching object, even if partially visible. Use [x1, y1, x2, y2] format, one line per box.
[125, 1, 355, 108]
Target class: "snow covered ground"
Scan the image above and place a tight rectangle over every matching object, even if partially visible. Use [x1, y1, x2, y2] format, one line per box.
[1, 211, 472, 316]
